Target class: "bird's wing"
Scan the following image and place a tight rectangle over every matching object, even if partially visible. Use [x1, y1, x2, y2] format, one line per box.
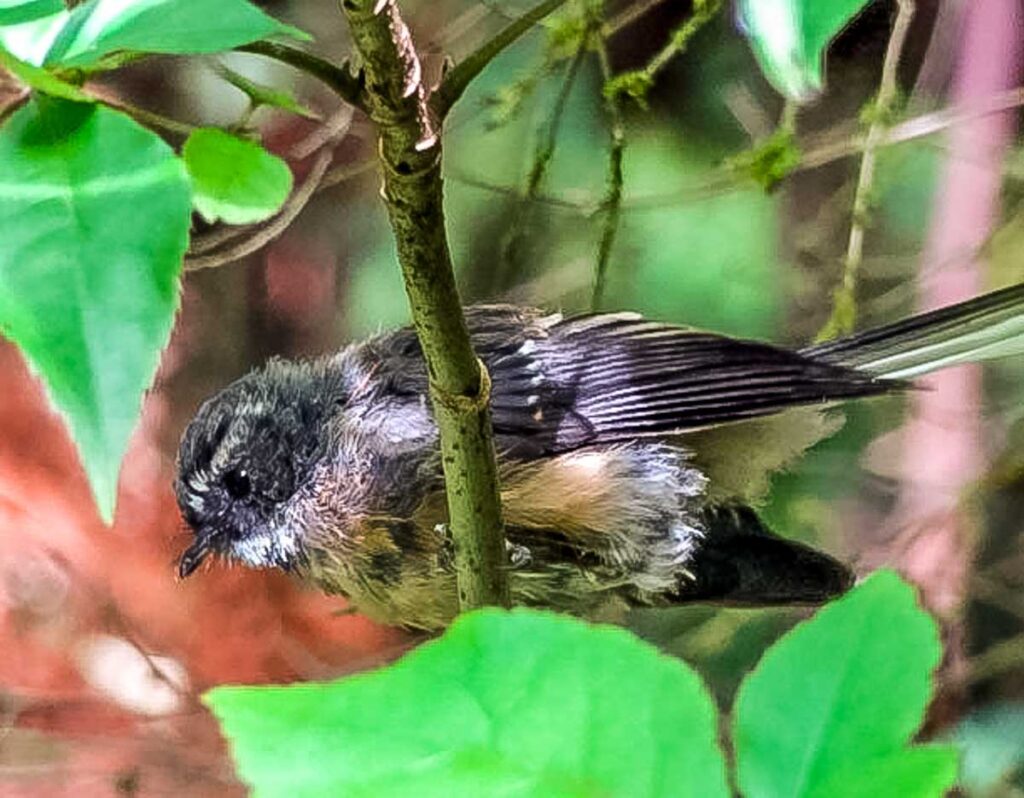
[472, 309, 899, 454]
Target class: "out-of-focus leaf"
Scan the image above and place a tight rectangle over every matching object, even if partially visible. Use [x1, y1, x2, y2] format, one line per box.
[737, 0, 873, 100]
[0, 43, 91, 101]
[183, 127, 292, 225]
[206, 609, 730, 798]
[952, 703, 1024, 794]
[734, 570, 950, 798]
[0, 98, 190, 521]
[0, 0, 62, 26]
[43, 0, 307, 68]
[0, 8, 66, 65]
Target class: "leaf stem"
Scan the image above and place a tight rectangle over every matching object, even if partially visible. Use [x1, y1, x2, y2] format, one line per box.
[239, 40, 363, 108]
[339, 0, 509, 611]
[93, 93, 196, 136]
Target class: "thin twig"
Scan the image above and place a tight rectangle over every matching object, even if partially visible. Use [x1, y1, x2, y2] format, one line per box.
[340, 0, 509, 611]
[288, 104, 358, 159]
[433, 0, 570, 119]
[0, 85, 29, 126]
[967, 632, 1024, 684]
[591, 34, 625, 311]
[603, 0, 670, 37]
[319, 154, 378, 189]
[606, 0, 721, 104]
[500, 39, 588, 284]
[91, 93, 197, 136]
[800, 85, 1024, 170]
[239, 40, 363, 108]
[645, 0, 720, 77]
[449, 85, 1024, 214]
[818, 0, 916, 339]
[184, 148, 334, 270]
[184, 111, 351, 270]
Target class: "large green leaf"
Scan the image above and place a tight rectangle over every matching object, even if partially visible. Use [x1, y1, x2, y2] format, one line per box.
[734, 570, 955, 798]
[737, 0, 874, 100]
[183, 127, 292, 225]
[0, 98, 190, 521]
[206, 609, 730, 798]
[43, 0, 306, 67]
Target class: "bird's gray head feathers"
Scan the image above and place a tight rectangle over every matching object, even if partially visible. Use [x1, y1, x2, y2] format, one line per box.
[174, 359, 343, 576]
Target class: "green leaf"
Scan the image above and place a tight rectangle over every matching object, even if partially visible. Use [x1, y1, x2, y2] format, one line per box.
[43, 0, 308, 68]
[215, 62, 319, 120]
[0, 0, 63, 26]
[734, 570, 949, 798]
[808, 746, 959, 798]
[0, 44, 92, 101]
[183, 127, 292, 225]
[0, 98, 190, 521]
[737, 0, 873, 100]
[0, 9, 67, 65]
[206, 609, 730, 798]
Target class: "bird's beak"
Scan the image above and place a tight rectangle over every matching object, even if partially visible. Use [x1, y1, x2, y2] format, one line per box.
[178, 536, 211, 579]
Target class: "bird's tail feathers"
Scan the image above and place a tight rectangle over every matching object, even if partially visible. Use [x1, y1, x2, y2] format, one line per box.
[802, 282, 1024, 379]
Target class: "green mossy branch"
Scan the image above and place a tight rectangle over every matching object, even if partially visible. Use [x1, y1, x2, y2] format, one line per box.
[604, 0, 722, 108]
[338, 0, 509, 611]
[818, 0, 916, 340]
[433, 0, 570, 119]
[591, 32, 625, 310]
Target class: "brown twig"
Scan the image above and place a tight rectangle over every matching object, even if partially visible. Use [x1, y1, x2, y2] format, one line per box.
[184, 108, 353, 271]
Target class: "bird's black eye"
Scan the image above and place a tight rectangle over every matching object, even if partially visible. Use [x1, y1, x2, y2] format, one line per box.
[223, 468, 252, 500]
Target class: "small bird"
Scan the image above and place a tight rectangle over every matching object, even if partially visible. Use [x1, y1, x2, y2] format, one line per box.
[175, 284, 1024, 630]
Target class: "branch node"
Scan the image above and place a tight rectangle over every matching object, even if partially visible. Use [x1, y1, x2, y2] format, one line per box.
[430, 361, 492, 415]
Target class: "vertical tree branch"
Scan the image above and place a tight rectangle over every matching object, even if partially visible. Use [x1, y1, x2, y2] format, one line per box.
[338, 0, 509, 610]
[818, 0, 915, 338]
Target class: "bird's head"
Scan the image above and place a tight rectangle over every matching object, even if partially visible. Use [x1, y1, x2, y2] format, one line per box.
[174, 360, 342, 576]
